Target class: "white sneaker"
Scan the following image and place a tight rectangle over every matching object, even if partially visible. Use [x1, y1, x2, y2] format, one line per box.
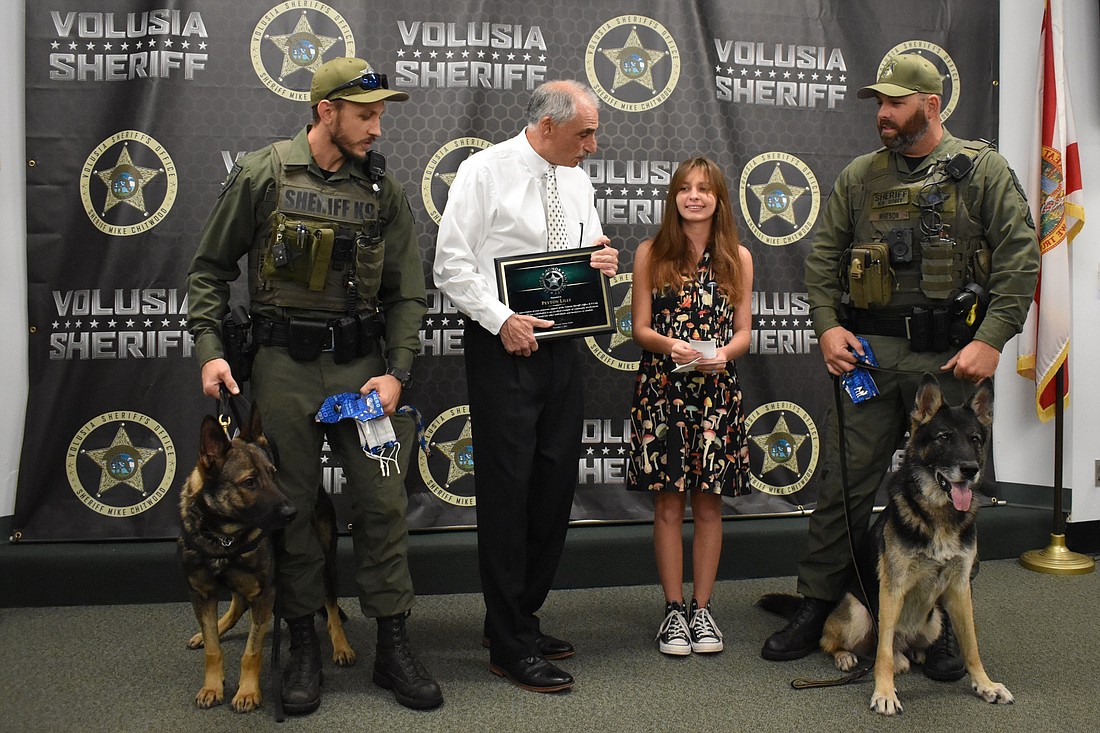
[688, 598, 724, 653]
[656, 601, 692, 656]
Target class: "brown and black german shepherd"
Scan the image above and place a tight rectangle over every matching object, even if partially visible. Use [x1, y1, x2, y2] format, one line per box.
[761, 374, 1013, 716]
[178, 404, 355, 713]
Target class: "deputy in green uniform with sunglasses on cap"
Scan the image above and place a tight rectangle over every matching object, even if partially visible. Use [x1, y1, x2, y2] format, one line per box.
[187, 57, 440, 715]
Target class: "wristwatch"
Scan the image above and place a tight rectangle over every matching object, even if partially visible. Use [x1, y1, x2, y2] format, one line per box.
[386, 366, 412, 389]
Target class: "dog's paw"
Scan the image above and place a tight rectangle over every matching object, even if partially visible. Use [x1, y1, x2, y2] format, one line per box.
[893, 651, 911, 674]
[231, 689, 261, 713]
[973, 680, 1014, 705]
[870, 689, 903, 716]
[187, 631, 204, 650]
[195, 685, 224, 709]
[833, 651, 859, 672]
[333, 645, 357, 667]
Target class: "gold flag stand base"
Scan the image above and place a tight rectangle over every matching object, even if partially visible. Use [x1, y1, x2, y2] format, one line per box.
[1020, 534, 1095, 575]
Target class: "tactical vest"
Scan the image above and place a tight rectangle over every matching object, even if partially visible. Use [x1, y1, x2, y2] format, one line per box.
[846, 138, 993, 310]
[249, 140, 384, 313]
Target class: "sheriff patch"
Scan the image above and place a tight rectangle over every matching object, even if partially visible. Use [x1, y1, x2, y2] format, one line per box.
[872, 188, 909, 208]
[280, 186, 374, 224]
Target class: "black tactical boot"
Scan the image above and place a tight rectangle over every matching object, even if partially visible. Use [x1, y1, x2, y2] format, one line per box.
[924, 610, 966, 681]
[373, 612, 444, 710]
[760, 597, 832, 661]
[281, 613, 323, 715]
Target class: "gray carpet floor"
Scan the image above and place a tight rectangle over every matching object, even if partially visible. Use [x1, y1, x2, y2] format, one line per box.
[1, 558, 1096, 733]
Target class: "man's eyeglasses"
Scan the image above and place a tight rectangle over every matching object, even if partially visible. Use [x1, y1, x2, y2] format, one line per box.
[324, 72, 390, 101]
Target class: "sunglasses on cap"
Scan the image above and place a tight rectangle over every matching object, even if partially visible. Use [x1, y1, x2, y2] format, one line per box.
[324, 72, 390, 100]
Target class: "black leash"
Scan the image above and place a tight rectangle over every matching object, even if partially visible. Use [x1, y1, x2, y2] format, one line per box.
[271, 528, 285, 723]
[859, 362, 932, 377]
[216, 385, 246, 438]
[789, 374, 877, 690]
[215, 385, 286, 721]
[792, 664, 872, 689]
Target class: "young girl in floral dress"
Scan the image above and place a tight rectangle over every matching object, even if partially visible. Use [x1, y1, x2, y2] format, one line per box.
[628, 157, 753, 656]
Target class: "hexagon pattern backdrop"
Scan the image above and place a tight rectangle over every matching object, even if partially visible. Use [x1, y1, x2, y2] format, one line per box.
[18, 1, 999, 540]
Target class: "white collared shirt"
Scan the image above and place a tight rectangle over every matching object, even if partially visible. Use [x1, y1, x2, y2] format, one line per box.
[432, 130, 604, 335]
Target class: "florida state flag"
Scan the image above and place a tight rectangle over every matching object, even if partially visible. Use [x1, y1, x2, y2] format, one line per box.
[1017, 0, 1085, 422]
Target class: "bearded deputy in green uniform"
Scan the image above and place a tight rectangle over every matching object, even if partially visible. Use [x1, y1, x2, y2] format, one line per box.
[187, 58, 441, 715]
[761, 55, 1040, 675]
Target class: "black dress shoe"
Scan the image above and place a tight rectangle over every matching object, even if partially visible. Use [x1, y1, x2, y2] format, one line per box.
[760, 597, 832, 661]
[489, 656, 574, 693]
[479, 634, 576, 660]
[535, 633, 575, 660]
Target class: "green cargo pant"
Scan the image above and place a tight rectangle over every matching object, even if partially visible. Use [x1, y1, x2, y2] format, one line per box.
[251, 344, 415, 620]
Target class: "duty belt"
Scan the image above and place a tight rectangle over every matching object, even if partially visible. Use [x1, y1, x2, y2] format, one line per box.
[847, 306, 959, 354]
[252, 311, 384, 363]
[847, 310, 914, 339]
[253, 314, 336, 350]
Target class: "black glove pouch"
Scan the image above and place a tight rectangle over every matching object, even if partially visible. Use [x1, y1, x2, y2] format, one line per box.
[287, 317, 327, 362]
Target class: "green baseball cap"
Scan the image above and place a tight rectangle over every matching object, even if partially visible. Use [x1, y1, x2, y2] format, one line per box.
[857, 54, 944, 99]
[310, 57, 409, 107]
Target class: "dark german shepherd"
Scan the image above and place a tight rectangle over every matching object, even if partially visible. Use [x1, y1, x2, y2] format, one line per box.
[178, 404, 355, 713]
[761, 374, 1013, 716]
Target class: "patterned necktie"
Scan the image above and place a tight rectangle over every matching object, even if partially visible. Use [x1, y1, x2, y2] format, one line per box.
[544, 165, 571, 250]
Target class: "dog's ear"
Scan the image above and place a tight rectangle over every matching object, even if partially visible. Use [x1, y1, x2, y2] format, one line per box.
[912, 372, 944, 426]
[241, 402, 264, 443]
[969, 378, 994, 427]
[245, 402, 279, 468]
[264, 435, 281, 470]
[198, 414, 230, 472]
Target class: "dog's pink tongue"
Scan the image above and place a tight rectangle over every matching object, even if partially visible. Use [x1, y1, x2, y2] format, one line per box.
[951, 483, 973, 511]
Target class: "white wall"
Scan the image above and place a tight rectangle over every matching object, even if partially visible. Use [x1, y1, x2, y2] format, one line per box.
[0, 3, 27, 520]
[2, 1, 1098, 523]
[995, 0, 1100, 525]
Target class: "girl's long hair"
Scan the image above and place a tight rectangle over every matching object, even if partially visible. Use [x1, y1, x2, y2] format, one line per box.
[646, 156, 744, 302]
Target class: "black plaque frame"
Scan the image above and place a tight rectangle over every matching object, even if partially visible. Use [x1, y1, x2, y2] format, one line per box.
[495, 246, 614, 340]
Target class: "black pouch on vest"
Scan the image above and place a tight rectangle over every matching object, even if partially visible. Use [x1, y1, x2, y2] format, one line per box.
[286, 317, 327, 362]
[332, 316, 361, 364]
[909, 307, 933, 352]
[930, 306, 951, 353]
[222, 306, 255, 382]
[357, 312, 384, 356]
[908, 306, 952, 353]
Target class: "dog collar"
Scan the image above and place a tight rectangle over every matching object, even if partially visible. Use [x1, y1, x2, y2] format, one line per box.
[191, 526, 264, 557]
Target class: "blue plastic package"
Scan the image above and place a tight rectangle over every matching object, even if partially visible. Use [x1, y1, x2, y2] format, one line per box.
[841, 336, 880, 404]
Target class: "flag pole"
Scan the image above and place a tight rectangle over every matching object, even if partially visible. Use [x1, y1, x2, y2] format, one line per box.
[1020, 365, 1095, 574]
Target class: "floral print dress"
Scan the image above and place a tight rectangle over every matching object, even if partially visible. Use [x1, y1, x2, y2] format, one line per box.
[627, 248, 750, 496]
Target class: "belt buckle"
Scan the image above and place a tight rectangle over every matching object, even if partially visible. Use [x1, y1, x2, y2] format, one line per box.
[322, 324, 336, 352]
[903, 316, 912, 340]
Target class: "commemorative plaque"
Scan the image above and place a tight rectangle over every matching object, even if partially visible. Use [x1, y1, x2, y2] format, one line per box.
[495, 245, 614, 340]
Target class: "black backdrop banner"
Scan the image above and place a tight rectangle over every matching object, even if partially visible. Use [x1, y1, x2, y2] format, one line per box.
[16, 0, 999, 541]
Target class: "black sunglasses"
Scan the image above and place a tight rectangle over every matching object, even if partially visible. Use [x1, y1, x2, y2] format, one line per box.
[324, 72, 390, 100]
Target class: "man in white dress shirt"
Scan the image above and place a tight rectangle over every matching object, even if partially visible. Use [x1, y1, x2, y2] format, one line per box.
[433, 80, 618, 693]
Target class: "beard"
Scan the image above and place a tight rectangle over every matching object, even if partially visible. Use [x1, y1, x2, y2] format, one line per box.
[878, 103, 930, 154]
[330, 113, 370, 164]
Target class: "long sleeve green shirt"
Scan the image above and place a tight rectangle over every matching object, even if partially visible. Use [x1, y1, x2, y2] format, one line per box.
[186, 127, 426, 373]
[804, 130, 1040, 352]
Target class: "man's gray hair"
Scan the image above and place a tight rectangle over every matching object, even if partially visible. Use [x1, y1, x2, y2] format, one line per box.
[525, 80, 600, 127]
